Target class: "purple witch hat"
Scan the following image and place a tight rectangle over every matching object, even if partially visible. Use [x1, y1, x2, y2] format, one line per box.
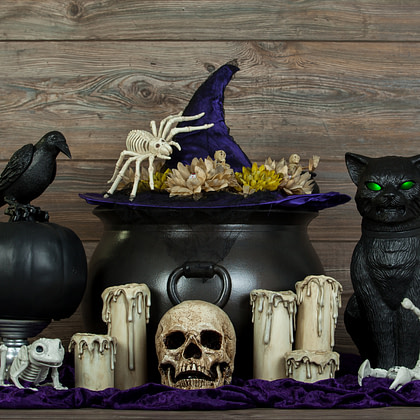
[166, 62, 251, 172]
[81, 63, 350, 211]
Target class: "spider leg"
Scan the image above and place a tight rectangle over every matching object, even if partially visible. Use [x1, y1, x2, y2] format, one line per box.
[107, 150, 138, 183]
[147, 155, 156, 191]
[105, 153, 139, 197]
[150, 120, 158, 137]
[161, 112, 206, 140]
[166, 122, 214, 142]
[157, 111, 183, 138]
[130, 154, 149, 200]
[107, 151, 126, 184]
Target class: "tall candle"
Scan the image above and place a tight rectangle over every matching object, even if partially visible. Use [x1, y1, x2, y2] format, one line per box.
[295, 275, 342, 351]
[102, 283, 151, 389]
[250, 289, 297, 380]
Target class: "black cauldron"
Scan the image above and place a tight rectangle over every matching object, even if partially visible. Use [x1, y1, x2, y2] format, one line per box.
[82, 205, 324, 381]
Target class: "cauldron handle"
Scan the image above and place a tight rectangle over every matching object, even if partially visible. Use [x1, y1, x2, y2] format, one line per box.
[167, 262, 232, 308]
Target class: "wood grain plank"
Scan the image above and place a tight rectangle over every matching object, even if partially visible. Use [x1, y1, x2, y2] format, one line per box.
[0, 41, 419, 162]
[1, 1, 420, 41]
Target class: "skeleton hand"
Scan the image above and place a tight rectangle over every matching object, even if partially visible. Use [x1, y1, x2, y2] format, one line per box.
[389, 366, 413, 391]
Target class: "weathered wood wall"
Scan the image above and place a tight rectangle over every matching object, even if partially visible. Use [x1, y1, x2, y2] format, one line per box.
[1, 0, 420, 359]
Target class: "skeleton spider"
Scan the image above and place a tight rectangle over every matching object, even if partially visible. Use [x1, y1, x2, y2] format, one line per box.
[105, 112, 214, 201]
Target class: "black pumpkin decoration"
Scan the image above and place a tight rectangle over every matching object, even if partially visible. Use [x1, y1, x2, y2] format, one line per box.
[0, 221, 87, 331]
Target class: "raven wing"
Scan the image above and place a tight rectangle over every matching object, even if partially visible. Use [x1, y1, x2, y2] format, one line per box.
[0, 144, 34, 191]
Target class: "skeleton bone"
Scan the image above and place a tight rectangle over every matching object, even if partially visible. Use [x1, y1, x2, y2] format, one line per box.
[358, 297, 420, 391]
[105, 112, 214, 200]
[0, 338, 67, 391]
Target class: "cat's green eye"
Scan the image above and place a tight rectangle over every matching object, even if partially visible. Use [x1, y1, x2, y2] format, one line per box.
[400, 180, 415, 190]
[366, 182, 382, 191]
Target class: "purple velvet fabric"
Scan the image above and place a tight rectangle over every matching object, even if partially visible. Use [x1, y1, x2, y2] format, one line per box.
[1, 355, 420, 409]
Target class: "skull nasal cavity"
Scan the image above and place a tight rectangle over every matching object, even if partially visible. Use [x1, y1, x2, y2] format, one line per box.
[183, 342, 202, 359]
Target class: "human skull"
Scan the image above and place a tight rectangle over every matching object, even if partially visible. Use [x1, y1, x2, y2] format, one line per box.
[155, 300, 236, 390]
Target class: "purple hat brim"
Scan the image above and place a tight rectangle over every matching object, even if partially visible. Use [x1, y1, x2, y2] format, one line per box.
[80, 191, 350, 211]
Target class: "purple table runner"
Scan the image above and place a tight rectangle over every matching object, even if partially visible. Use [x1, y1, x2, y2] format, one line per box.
[1, 354, 419, 410]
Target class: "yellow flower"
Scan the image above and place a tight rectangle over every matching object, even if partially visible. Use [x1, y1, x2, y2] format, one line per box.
[235, 162, 282, 195]
[138, 168, 171, 192]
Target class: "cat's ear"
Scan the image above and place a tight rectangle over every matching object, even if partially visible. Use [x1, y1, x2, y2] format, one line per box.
[410, 155, 420, 170]
[345, 152, 369, 186]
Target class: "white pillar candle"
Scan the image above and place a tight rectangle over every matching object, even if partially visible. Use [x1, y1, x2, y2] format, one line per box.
[295, 275, 342, 352]
[69, 333, 116, 391]
[250, 289, 297, 380]
[285, 349, 340, 383]
[101, 283, 151, 389]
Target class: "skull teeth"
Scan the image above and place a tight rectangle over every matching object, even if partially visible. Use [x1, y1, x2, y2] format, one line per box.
[178, 362, 206, 376]
[176, 378, 216, 390]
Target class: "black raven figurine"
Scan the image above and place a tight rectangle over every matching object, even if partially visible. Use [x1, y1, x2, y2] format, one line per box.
[0, 131, 71, 222]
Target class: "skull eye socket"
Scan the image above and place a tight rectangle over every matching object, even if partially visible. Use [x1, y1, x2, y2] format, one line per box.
[201, 330, 222, 350]
[164, 331, 185, 349]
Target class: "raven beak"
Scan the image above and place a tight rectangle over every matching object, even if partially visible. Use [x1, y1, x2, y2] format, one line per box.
[59, 142, 72, 159]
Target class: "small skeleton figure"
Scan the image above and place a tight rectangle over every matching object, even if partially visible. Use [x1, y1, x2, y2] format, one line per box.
[213, 150, 233, 173]
[105, 111, 214, 200]
[358, 298, 420, 391]
[0, 338, 67, 391]
[288, 154, 301, 175]
[214, 150, 229, 168]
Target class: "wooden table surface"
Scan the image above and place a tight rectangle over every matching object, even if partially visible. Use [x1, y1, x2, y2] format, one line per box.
[0, 407, 419, 419]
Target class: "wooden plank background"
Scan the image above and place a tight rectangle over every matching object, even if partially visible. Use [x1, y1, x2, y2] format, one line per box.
[1, 0, 420, 362]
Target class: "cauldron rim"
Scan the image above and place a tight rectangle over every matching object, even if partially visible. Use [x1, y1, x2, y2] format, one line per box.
[92, 203, 320, 227]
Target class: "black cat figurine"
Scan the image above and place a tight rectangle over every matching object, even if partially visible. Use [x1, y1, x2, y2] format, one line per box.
[344, 152, 420, 370]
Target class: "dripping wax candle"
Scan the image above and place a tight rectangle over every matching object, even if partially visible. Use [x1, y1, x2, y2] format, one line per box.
[102, 283, 151, 389]
[69, 333, 116, 391]
[295, 275, 342, 351]
[250, 289, 297, 380]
